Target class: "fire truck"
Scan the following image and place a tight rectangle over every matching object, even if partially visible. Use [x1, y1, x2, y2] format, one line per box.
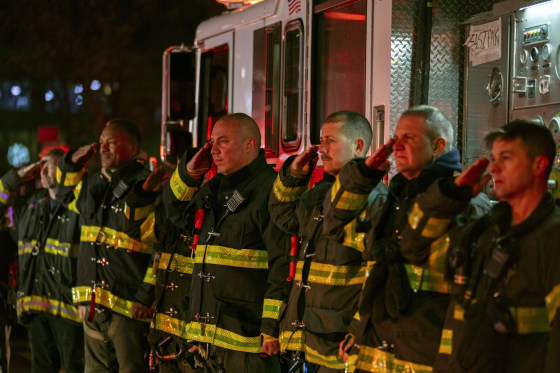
[160, 0, 560, 193]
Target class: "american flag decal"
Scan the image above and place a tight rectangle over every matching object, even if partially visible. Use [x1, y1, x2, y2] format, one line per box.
[288, 0, 301, 15]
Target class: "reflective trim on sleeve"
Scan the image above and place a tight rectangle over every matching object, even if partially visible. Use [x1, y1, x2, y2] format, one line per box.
[272, 175, 308, 202]
[356, 344, 433, 373]
[509, 306, 551, 334]
[279, 329, 304, 352]
[428, 234, 450, 276]
[17, 295, 81, 323]
[342, 210, 367, 252]
[545, 284, 560, 324]
[152, 313, 188, 339]
[332, 178, 369, 211]
[408, 203, 424, 230]
[159, 252, 194, 274]
[304, 343, 348, 370]
[194, 245, 268, 269]
[124, 203, 154, 222]
[0, 179, 9, 204]
[421, 217, 452, 239]
[404, 264, 451, 294]
[140, 211, 157, 244]
[67, 180, 82, 214]
[186, 321, 262, 353]
[294, 261, 367, 286]
[81, 226, 152, 254]
[262, 299, 283, 320]
[18, 239, 79, 258]
[72, 286, 150, 322]
[143, 267, 156, 286]
[56, 167, 84, 187]
[438, 329, 453, 355]
[169, 168, 198, 202]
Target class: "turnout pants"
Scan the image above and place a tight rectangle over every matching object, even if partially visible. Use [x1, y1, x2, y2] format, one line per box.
[84, 311, 149, 373]
[27, 313, 84, 373]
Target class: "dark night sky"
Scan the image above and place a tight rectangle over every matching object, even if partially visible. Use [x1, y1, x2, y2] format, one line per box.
[0, 0, 225, 172]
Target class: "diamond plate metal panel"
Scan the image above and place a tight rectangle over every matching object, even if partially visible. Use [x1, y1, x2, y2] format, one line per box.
[389, 0, 502, 155]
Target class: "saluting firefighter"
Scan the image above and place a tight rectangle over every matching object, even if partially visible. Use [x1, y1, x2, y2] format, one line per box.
[323, 106, 490, 372]
[56, 119, 155, 373]
[0, 146, 84, 373]
[268, 110, 387, 372]
[162, 113, 290, 372]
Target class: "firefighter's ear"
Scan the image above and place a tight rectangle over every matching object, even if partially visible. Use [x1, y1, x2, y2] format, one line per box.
[354, 138, 365, 157]
[432, 137, 446, 157]
[245, 137, 256, 153]
[533, 154, 549, 177]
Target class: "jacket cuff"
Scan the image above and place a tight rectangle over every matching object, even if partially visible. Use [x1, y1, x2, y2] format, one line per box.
[438, 178, 473, 201]
[126, 181, 159, 207]
[279, 155, 312, 187]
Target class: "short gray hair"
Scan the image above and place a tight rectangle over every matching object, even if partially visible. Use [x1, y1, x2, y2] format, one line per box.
[400, 105, 455, 151]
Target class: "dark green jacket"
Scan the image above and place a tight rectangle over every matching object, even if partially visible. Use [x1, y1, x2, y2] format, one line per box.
[56, 152, 155, 319]
[162, 150, 290, 353]
[1, 169, 81, 324]
[456, 193, 560, 373]
[269, 155, 387, 370]
[124, 182, 194, 345]
[323, 151, 491, 372]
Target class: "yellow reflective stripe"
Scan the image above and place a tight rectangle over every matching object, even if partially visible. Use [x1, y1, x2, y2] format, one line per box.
[17, 295, 81, 323]
[353, 311, 360, 322]
[306, 262, 367, 286]
[143, 267, 156, 285]
[405, 264, 451, 294]
[279, 329, 304, 352]
[0, 179, 9, 204]
[421, 217, 451, 239]
[272, 175, 308, 202]
[68, 180, 82, 214]
[438, 329, 453, 355]
[408, 202, 424, 230]
[56, 167, 84, 186]
[140, 211, 157, 244]
[18, 239, 79, 258]
[509, 306, 550, 334]
[262, 299, 283, 320]
[170, 168, 198, 202]
[186, 321, 262, 353]
[194, 245, 268, 269]
[159, 252, 194, 274]
[72, 286, 150, 321]
[304, 343, 347, 370]
[81, 226, 152, 254]
[342, 211, 367, 252]
[454, 303, 465, 321]
[124, 203, 154, 222]
[152, 313, 188, 339]
[356, 345, 433, 373]
[428, 233, 450, 277]
[545, 284, 560, 323]
[332, 178, 368, 210]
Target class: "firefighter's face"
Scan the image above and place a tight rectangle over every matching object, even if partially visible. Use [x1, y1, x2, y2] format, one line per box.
[99, 126, 138, 171]
[392, 115, 437, 180]
[40, 155, 59, 190]
[210, 119, 256, 175]
[489, 137, 538, 201]
[319, 121, 361, 176]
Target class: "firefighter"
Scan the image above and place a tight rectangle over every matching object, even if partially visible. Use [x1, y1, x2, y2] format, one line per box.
[268, 110, 387, 372]
[323, 105, 490, 372]
[56, 119, 154, 373]
[162, 113, 290, 373]
[123, 149, 201, 373]
[450, 120, 560, 372]
[0, 146, 84, 373]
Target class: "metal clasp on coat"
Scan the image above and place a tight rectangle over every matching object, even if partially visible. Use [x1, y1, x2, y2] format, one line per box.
[164, 307, 178, 317]
[297, 281, 311, 291]
[291, 320, 305, 328]
[165, 282, 179, 291]
[198, 271, 215, 282]
[313, 214, 324, 221]
[31, 245, 40, 256]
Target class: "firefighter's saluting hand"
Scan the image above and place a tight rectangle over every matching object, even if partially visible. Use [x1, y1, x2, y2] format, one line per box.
[186, 142, 212, 179]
